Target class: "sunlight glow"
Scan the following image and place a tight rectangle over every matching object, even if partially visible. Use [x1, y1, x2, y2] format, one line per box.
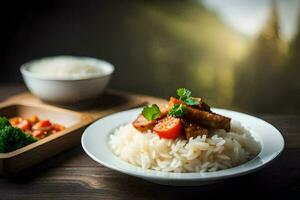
[201, 0, 300, 40]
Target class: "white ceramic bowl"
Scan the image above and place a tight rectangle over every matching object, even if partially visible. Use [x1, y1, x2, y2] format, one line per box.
[81, 108, 284, 186]
[20, 56, 114, 104]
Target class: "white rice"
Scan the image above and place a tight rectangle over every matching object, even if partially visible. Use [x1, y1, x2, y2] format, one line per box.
[28, 56, 104, 79]
[109, 120, 261, 173]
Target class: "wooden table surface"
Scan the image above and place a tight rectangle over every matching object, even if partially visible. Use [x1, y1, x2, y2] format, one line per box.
[0, 83, 299, 199]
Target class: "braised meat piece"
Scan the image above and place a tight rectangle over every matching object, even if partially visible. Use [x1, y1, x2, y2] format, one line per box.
[168, 97, 211, 112]
[169, 97, 231, 131]
[193, 97, 212, 112]
[132, 106, 169, 132]
[185, 107, 230, 131]
[183, 121, 208, 140]
[132, 114, 156, 132]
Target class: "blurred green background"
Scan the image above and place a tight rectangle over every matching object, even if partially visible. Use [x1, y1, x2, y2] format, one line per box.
[1, 0, 299, 114]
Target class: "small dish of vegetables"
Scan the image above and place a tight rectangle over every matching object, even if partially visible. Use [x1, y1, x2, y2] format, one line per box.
[0, 116, 65, 153]
[0, 117, 37, 153]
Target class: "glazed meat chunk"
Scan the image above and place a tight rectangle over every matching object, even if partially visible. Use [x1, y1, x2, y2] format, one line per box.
[169, 97, 231, 131]
[183, 121, 208, 140]
[132, 106, 169, 132]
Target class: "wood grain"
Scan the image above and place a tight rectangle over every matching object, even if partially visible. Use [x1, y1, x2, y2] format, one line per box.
[0, 84, 299, 199]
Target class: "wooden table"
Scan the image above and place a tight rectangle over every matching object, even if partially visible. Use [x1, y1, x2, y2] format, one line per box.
[0, 83, 299, 199]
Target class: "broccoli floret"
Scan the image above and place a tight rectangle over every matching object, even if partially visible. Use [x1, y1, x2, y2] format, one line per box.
[0, 117, 10, 129]
[0, 126, 37, 153]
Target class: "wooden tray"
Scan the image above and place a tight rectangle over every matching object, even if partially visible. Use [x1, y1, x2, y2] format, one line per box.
[0, 90, 166, 175]
[0, 103, 93, 175]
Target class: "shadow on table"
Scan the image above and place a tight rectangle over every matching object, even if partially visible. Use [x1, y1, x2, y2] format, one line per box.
[100, 171, 272, 198]
[42, 90, 133, 110]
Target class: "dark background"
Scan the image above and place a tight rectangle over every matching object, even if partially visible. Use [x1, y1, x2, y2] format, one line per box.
[1, 0, 300, 114]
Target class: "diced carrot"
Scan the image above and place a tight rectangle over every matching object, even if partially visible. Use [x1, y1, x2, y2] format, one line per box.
[9, 117, 22, 126]
[29, 115, 39, 124]
[17, 120, 31, 131]
[9, 115, 65, 139]
[52, 124, 65, 132]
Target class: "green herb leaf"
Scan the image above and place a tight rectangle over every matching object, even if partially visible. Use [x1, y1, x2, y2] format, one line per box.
[142, 104, 161, 121]
[177, 88, 191, 101]
[185, 97, 200, 106]
[168, 104, 187, 117]
[176, 88, 200, 106]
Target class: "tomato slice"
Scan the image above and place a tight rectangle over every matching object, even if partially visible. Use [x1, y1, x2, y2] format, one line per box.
[39, 120, 52, 127]
[32, 120, 52, 131]
[153, 116, 182, 139]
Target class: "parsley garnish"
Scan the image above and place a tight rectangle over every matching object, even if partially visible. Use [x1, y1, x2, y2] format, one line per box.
[142, 104, 161, 121]
[184, 97, 200, 106]
[177, 88, 191, 99]
[176, 88, 199, 106]
[168, 104, 187, 117]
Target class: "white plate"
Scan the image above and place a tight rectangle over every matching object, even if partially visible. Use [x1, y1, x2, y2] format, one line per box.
[81, 108, 284, 186]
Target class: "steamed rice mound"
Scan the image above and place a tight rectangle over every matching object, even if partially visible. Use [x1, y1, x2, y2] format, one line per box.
[109, 120, 260, 173]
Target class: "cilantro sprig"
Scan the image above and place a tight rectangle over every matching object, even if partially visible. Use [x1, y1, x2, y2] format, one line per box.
[142, 104, 161, 121]
[168, 104, 187, 117]
[176, 88, 199, 106]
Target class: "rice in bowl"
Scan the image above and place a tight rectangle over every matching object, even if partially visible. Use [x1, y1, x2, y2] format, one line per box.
[109, 120, 261, 173]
